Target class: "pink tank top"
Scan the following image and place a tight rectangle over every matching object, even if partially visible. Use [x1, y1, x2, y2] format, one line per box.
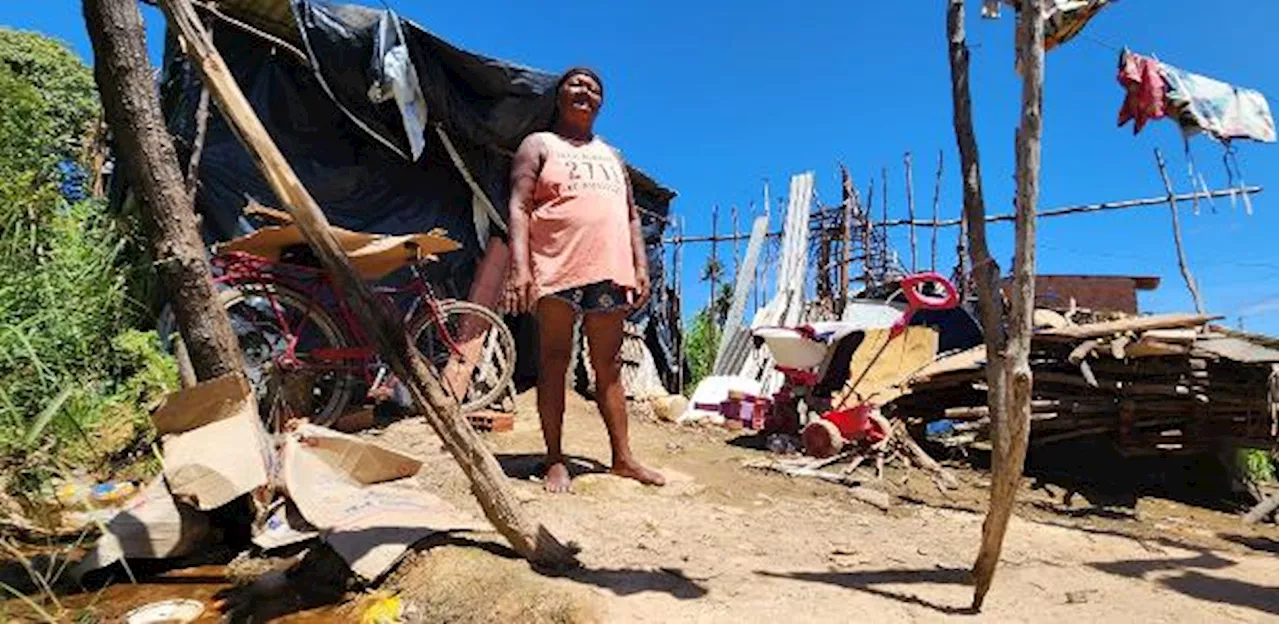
[528, 132, 637, 298]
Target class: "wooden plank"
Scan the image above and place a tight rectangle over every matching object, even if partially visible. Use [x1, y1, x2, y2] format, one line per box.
[1038, 313, 1220, 340]
[157, 0, 573, 567]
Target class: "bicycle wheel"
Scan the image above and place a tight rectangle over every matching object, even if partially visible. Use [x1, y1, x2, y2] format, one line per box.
[166, 284, 357, 427]
[408, 300, 516, 413]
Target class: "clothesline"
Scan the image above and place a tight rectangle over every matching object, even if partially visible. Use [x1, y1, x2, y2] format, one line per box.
[1077, 30, 1280, 107]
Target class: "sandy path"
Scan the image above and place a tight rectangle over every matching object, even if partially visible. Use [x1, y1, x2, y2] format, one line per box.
[365, 390, 1278, 623]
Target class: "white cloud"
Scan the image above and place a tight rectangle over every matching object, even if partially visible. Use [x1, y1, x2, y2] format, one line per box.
[1237, 296, 1280, 317]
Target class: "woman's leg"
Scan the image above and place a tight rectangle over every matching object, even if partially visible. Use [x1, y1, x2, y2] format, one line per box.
[583, 310, 665, 486]
[536, 296, 577, 493]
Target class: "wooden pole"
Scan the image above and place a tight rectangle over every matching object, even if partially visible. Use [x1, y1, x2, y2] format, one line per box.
[83, 0, 244, 383]
[880, 167, 889, 272]
[751, 201, 760, 312]
[905, 151, 917, 272]
[710, 204, 719, 315]
[949, 0, 1005, 608]
[874, 186, 1262, 228]
[761, 181, 772, 304]
[731, 205, 740, 284]
[675, 216, 685, 394]
[931, 149, 944, 272]
[155, 0, 574, 567]
[1154, 148, 1206, 314]
[866, 177, 876, 286]
[963, 0, 1043, 609]
[840, 165, 854, 313]
[957, 206, 970, 302]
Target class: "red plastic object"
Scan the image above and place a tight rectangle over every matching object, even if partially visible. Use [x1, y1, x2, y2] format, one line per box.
[820, 405, 889, 444]
[890, 272, 960, 337]
[777, 366, 821, 388]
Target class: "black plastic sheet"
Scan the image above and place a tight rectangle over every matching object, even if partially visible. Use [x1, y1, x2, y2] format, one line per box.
[139, 0, 681, 392]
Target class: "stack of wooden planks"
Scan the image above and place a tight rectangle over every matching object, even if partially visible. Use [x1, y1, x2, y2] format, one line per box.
[890, 313, 1278, 456]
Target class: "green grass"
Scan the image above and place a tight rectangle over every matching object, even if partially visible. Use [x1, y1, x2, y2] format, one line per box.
[0, 29, 172, 509]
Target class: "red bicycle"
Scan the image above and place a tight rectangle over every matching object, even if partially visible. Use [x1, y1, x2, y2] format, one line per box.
[158, 208, 515, 427]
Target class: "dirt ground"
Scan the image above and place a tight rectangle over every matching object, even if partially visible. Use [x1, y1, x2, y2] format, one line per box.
[358, 389, 1279, 623]
[8, 389, 1274, 622]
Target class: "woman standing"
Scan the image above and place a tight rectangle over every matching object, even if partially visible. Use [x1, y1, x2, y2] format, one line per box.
[505, 68, 665, 493]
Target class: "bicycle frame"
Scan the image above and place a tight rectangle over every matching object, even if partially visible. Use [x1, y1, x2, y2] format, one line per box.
[209, 250, 463, 394]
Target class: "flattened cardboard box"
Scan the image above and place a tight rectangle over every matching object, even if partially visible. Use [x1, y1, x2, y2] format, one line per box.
[71, 476, 210, 577]
[152, 373, 274, 511]
[282, 428, 484, 581]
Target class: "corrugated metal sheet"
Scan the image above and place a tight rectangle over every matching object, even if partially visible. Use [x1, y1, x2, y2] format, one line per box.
[1194, 337, 1280, 364]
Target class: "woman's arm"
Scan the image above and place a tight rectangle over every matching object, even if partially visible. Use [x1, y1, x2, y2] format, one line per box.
[506, 134, 544, 314]
[619, 159, 652, 310]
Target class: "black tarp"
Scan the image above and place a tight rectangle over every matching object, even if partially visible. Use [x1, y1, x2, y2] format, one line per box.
[144, 0, 681, 391]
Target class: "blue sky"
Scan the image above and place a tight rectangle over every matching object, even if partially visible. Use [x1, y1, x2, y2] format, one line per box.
[6, 1, 1279, 334]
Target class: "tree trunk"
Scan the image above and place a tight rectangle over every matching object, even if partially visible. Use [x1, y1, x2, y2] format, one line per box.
[155, 0, 574, 568]
[83, 0, 244, 382]
[947, 0, 1043, 610]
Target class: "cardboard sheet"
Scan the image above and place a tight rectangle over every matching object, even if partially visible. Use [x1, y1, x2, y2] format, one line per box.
[218, 224, 461, 281]
[71, 476, 211, 577]
[153, 373, 274, 511]
[840, 326, 940, 405]
[292, 423, 422, 485]
[252, 499, 320, 551]
[282, 428, 484, 580]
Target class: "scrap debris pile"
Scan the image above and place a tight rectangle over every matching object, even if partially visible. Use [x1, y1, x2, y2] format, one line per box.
[72, 373, 482, 584]
[891, 313, 1280, 456]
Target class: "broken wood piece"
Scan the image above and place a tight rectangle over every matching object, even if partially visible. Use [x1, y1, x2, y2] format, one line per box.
[1110, 335, 1131, 360]
[1067, 339, 1099, 364]
[1079, 360, 1099, 388]
[1038, 314, 1220, 340]
[1242, 495, 1278, 525]
[890, 419, 960, 490]
[843, 454, 868, 475]
[746, 461, 891, 510]
[849, 486, 892, 511]
[804, 451, 853, 471]
[1124, 339, 1190, 358]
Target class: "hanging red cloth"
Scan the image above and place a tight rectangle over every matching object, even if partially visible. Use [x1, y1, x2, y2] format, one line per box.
[1117, 49, 1167, 134]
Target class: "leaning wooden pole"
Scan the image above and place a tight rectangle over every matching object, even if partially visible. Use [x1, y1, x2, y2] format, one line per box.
[156, 0, 574, 567]
[83, 0, 244, 383]
[1154, 148, 1206, 314]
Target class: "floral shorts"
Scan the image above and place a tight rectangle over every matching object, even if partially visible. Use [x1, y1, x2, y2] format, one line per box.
[547, 280, 631, 314]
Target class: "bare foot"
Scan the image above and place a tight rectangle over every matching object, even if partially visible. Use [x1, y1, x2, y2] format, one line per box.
[611, 460, 666, 487]
[543, 461, 572, 494]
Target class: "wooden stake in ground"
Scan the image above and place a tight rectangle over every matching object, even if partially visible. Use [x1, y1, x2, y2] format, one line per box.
[1154, 148, 1206, 314]
[931, 149, 944, 272]
[880, 167, 890, 270]
[155, 0, 574, 567]
[905, 151, 917, 272]
[840, 165, 854, 314]
[946, 0, 1041, 610]
[83, 0, 244, 383]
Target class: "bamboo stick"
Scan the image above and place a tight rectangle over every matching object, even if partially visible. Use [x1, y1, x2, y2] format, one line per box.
[1155, 148, 1206, 314]
[905, 151, 917, 271]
